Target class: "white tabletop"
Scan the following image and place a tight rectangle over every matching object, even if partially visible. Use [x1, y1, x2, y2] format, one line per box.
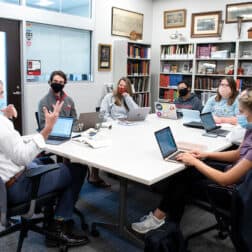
[44, 114, 232, 186]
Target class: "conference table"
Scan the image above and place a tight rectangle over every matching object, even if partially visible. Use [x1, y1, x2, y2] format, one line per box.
[44, 114, 233, 246]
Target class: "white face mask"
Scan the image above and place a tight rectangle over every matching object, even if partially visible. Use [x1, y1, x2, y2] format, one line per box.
[219, 86, 231, 99]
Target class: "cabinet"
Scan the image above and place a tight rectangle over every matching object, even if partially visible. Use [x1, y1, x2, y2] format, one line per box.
[113, 40, 151, 107]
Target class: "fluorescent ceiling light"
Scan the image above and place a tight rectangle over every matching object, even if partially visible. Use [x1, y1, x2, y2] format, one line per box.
[36, 0, 54, 7]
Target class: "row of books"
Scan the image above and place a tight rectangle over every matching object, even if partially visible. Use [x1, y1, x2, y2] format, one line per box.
[160, 74, 183, 87]
[159, 89, 178, 102]
[128, 45, 151, 59]
[133, 93, 149, 107]
[196, 44, 233, 59]
[127, 62, 150, 75]
[161, 44, 194, 59]
[194, 77, 221, 90]
[129, 77, 149, 93]
[236, 78, 252, 91]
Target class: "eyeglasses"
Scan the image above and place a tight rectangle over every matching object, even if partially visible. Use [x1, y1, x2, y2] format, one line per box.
[219, 83, 230, 87]
[0, 91, 4, 95]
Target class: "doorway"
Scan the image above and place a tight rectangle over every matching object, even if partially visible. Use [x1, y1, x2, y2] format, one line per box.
[0, 18, 22, 133]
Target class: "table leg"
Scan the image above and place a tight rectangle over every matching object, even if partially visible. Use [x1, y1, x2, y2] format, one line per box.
[91, 177, 144, 248]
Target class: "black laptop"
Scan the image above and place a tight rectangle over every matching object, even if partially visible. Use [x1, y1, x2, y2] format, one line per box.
[200, 112, 230, 137]
[46, 117, 74, 145]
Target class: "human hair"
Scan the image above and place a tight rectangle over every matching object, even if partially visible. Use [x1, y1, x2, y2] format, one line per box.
[239, 88, 252, 113]
[113, 77, 133, 107]
[216, 77, 238, 105]
[177, 80, 191, 89]
[48, 70, 67, 84]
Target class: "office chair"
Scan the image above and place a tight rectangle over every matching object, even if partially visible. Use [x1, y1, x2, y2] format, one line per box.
[186, 170, 252, 252]
[0, 164, 69, 252]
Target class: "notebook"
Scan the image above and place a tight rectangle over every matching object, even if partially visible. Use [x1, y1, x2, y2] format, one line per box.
[154, 126, 185, 163]
[200, 112, 230, 137]
[46, 117, 74, 145]
[127, 107, 151, 121]
[181, 109, 204, 129]
[75, 112, 103, 132]
[155, 102, 178, 120]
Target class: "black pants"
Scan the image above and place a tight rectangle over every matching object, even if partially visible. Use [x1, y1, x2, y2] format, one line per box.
[153, 160, 230, 223]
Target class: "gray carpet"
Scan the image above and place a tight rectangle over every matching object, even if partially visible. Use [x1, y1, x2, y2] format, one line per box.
[0, 172, 235, 251]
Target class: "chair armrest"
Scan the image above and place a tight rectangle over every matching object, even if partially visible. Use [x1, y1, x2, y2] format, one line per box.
[25, 163, 60, 178]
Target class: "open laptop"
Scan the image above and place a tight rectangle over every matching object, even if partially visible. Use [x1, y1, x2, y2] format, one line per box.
[154, 126, 185, 163]
[75, 112, 103, 132]
[155, 102, 178, 120]
[181, 109, 204, 129]
[46, 117, 74, 145]
[127, 107, 151, 121]
[200, 112, 230, 137]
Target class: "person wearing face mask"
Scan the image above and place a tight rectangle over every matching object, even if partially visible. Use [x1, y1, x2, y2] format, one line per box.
[174, 81, 203, 111]
[202, 77, 239, 125]
[100, 77, 139, 120]
[132, 88, 252, 240]
[38, 70, 77, 129]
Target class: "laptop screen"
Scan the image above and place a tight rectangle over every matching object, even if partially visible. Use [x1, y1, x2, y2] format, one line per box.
[200, 112, 216, 131]
[155, 127, 177, 158]
[50, 117, 74, 138]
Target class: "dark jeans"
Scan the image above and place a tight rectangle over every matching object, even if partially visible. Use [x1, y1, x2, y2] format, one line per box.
[7, 160, 87, 219]
[154, 160, 230, 223]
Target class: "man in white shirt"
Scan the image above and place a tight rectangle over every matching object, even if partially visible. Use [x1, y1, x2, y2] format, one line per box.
[0, 102, 89, 247]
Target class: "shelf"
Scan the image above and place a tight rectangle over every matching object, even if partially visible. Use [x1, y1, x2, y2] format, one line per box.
[194, 89, 217, 92]
[127, 74, 150, 77]
[159, 86, 178, 89]
[133, 91, 150, 94]
[196, 58, 235, 61]
[160, 72, 192, 75]
[238, 58, 252, 61]
[158, 98, 171, 102]
[160, 58, 193, 61]
[127, 57, 151, 61]
[237, 75, 252, 78]
[195, 73, 233, 77]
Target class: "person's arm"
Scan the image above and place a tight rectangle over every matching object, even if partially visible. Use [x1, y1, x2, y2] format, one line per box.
[213, 116, 237, 125]
[38, 99, 46, 129]
[202, 96, 214, 113]
[100, 94, 112, 120]
[1, 104, 17, 119]
[203, 149, 240, 162]
[123, 93, 139, 110]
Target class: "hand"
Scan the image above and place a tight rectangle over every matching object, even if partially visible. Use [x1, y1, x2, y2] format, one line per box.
[1, 104, 18, 119]
[189, 150, 208, 159]
[121, 92, 129, 97]
[213, 116, 222, 124]
[176, 152, 198, 166]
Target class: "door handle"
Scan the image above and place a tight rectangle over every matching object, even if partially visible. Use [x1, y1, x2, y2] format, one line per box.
[12, 91, 21, 95]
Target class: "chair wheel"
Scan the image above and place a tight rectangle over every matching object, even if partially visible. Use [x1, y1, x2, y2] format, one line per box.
[91, 228, 100, 237]
[82, 223, 89, 231]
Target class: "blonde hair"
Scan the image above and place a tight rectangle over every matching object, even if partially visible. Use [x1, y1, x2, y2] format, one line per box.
[239, 88, 252, 112]
[113, 77, 133, 108]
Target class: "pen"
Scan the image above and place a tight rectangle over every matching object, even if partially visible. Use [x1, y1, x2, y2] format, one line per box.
[72, 134, 81, 138]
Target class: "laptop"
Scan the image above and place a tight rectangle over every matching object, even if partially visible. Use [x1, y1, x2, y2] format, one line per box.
[75, 112, 103, 132]
[154, 126, 185, 163]
[155, 102, 178, 120]
[46, 117, 74, 145]
[127, 107, 151, 121]
[200, 112, 230, 137]
[181, 109, 204, 129]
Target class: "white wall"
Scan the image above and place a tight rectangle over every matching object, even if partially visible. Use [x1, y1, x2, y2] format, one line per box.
[151, 0, 252, 101]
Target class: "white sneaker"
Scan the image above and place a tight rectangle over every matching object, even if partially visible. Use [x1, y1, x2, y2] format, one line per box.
[131, 212, 165, 234]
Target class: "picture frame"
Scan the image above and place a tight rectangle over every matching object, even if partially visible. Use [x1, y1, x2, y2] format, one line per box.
[111, 7, 143, 39]
[226, 2, 252, 23]
[98, 44, 112, 71]
[191, 11, 222, 38]
[163, 9, 186, 29]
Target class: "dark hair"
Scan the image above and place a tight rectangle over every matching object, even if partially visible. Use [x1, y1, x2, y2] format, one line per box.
[216, 77, 238, 105]
[48, 70, 67, 84]
[177, 80, 191, 89]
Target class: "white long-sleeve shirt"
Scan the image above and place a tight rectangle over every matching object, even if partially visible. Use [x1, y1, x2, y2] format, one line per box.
[0, 115, 45, 182]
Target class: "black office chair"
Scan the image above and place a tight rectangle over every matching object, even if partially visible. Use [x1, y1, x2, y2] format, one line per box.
[186, 170, 252, 252]
[0, 164, 69, 252]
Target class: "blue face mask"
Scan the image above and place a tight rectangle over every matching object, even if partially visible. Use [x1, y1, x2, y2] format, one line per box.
[237, 115, 252, 129]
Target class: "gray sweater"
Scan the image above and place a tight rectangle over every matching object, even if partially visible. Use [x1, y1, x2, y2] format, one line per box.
[100, 93, 138, 120]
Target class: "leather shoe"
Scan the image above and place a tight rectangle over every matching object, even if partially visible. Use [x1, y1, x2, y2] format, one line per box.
[45, 219, 89, 247]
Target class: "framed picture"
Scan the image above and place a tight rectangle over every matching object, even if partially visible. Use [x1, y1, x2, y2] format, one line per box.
[191, 11, 222, 38]
[163, 9, 186, 29]
[98, 44, 112, 71]
[111, 7, 143, 39]
[226, 2, 252, 23]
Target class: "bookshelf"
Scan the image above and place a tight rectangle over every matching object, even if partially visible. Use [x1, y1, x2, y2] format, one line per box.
[113, 40, 151, 107]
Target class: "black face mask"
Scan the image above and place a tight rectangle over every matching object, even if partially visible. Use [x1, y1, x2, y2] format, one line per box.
[51, 83, 64, 93]
[178, 88, 188, 97]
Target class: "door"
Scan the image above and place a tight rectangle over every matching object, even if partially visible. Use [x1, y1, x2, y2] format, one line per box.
[0, 18, 22, 133]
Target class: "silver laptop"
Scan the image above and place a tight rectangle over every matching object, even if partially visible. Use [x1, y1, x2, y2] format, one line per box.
[181, 109, 204, 129]
[127, 107, 151, 121]
[154, 126, 185, 163]
[46, 117, 74, 145]
[155, 102, 178, 120]
[75, 112, 103, 131]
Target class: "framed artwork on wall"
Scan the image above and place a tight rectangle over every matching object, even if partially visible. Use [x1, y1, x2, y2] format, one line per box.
[98, 44, 112, 71]
[111, 7, 143, 39]
[191, 11, 222, 38]
[163, 9, 186, 29]
[226, 2, 252, 23]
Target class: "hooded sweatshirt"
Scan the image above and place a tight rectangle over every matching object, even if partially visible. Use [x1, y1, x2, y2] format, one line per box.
[174, 93, 202, 111]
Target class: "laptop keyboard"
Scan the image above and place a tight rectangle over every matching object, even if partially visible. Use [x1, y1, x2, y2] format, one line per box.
[168, 150, 185, 161]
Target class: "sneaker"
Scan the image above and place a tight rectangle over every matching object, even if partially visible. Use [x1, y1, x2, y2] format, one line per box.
[131, 212, 165, 234]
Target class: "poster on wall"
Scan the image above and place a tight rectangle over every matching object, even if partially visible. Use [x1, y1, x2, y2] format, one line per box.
[27, 60, 41, 76]
[0, 31, 7, 109]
